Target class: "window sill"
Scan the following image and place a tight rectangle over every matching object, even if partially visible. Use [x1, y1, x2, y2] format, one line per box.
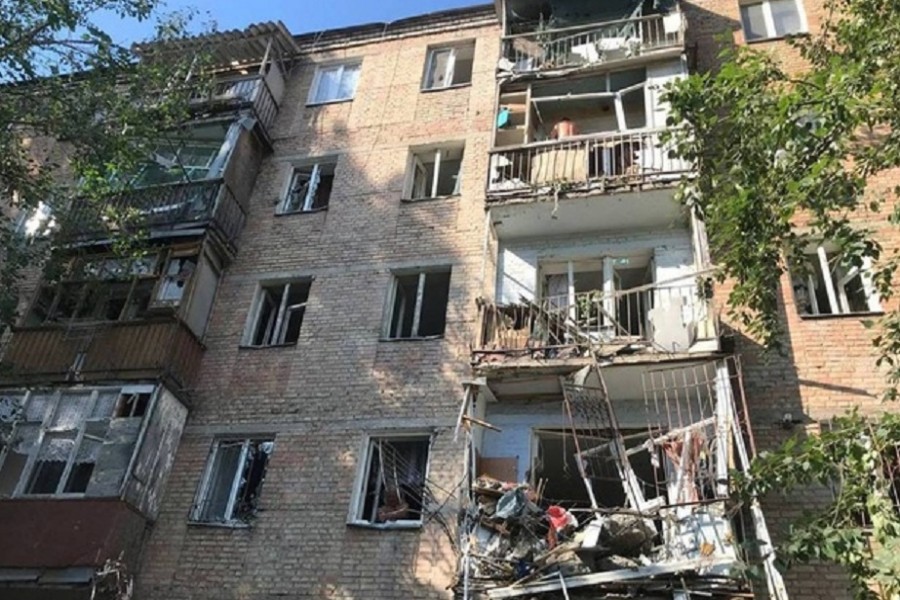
[238, 342, 299, 350]
[420, 82, 472, 94]
[187, 520, 252, 530]
[347, 520, 422, 530]
[745, 31, 808, 45]
[379, 335, 444, 342]
[401, 194, 460, 203]
[798, 311, 884, 321]
[275, 207, 328, 217]
[306, 98, 354, 107]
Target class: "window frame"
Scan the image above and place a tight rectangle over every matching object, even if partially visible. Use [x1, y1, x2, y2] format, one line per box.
[347, 432, 433, 529]
[421, 41, 476, 91]
[404, 144, 465, 200]
[242, 280, 311, 347]
[190, 437, 275, 527]
[0, 385, 156, 499]
[307, 61, 362, 106]
[277, 159, 337, 215]
[739, 0, 808, 42]
[792, 244, 882, 317]
[383, 268, 452, 340]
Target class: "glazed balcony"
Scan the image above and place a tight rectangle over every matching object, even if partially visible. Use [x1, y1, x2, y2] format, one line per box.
[62, 178, 245, 248]
[487, 128, 689, 201]
[473, 282, 718, 362]
[0, 317, 203, 389]
[500, 12, 686, 77]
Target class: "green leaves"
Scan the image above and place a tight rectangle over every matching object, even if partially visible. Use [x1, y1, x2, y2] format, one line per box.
[0, 1, 210, 330]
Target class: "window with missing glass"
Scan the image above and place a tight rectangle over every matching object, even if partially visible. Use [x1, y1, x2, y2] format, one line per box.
[0, 386, 155, 497]
[191, 438, 274, 525]
[791, 244, 881, 316]
[244, 280, 311, 347]
[278, 161, 336, 214]
[407, 145, 464, 200]
[349, 435, 431, 527]
[422, 42, 475, 90]
[740, 0, 806, 41]
[385, 269, 451, 339]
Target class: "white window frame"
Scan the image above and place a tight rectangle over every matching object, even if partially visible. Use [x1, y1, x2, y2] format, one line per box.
[383, 268, 451, 340]
[406, 145, 464, 200]
[421, 41, 475, 91]
[190, 437, 275, 526]
[277, 159, 336, 214]
[307, 61, 361, 105]
[347, 432, 433, 529]
[795, 244, 881, 316]
[242, 280, 310, 347]
[740, 0, 808, 41]
[0, 385, 156, 498]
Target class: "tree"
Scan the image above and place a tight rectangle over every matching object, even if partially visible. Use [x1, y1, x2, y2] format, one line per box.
[663, 0, 900, 596]
[0, 0, 208, 333]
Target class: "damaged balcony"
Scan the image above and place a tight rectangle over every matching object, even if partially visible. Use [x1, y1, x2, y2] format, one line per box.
[489, 61, 689, 202]
[0, 243, 221, 390]
[0, 384, 187, 585]
[497, 0, 686, 78]
[456, 360, 788, 600]
[474, 279, 719, 368]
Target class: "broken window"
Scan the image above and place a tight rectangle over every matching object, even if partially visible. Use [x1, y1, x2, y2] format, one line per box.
[245, 281, 311, 346]
[351, 435, 430, 526]
[791, 244, 880, 316]
[308, 61, 361, 104]
[132, 121, 234, 187]
[192, 438, 274, 525]
[740, 0, 805, 41]
[386, 269, 451, 339]
[278, 161, 336, 214]
[408, 145, 464, 200]
[0, 386, 152, 497]
[24, 248, 205, 326]
[422, 42, 475, 90]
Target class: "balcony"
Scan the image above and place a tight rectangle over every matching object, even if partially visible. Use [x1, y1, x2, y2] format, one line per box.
[62, 178, 245, 247]
[191, 74, 280, 134]
[487, 128, 689, 201]
[473, 282, 718, 363]
[0, 317, 204, 389]
[500, 12, 686, 77]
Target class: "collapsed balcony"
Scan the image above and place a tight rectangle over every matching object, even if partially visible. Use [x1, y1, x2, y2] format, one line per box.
[474, 279, 719, 365]
[500, 11, 686, 77]
[456, 359, 789, 600]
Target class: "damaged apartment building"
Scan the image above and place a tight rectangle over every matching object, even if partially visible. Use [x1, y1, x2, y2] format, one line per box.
[0, 23, 296, 598]
[0, 0, 871, 599]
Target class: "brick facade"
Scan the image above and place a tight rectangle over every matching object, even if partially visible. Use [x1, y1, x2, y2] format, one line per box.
[129, 2, 896, 600]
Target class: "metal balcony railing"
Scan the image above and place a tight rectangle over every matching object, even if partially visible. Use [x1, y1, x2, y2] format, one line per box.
[487, 128, 689, 197]
[192, 75, 279, 132]
[475, 283, 717, 355]
[63, 178, 245, 245]
[501, 12, 686, 75]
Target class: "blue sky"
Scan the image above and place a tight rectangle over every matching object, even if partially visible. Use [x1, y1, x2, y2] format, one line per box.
[94, 0, 487, 43]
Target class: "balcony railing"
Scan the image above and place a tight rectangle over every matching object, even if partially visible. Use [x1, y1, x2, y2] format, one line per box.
[487, 128, 689, 197]
[191, 75, 279, 132]
[475, 283, 717, 356]
[0, 318, 203, 389]
[501, 12, 686, 75]
[63, 178, 245, 245]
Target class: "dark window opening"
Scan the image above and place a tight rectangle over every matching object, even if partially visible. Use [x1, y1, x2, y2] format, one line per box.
[388, 270, 451, 339]
[410, 146, 464, 199]
[115, 392, 152, 418]
[280, 162, 337, 213]
[249, 281, 311, 346]
[360, 437, 430, 524]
